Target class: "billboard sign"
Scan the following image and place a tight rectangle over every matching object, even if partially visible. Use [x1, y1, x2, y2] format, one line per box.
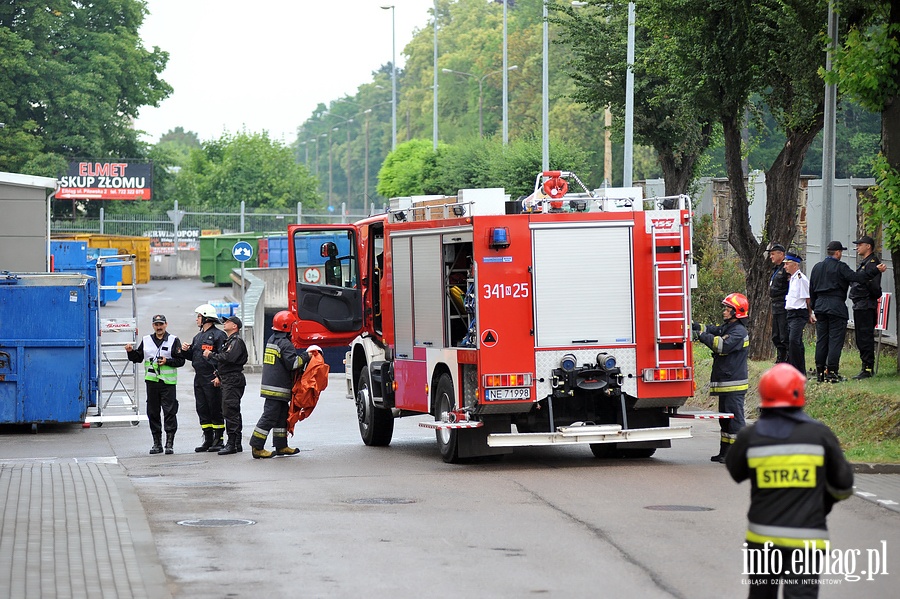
[57, 161, 153, 200]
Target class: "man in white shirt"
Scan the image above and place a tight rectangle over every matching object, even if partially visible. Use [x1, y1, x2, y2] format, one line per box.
[783, 252, 815, 375]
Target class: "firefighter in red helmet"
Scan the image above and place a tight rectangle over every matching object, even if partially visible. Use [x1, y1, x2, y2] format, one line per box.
[726, 363, 854, 597]
[692, 293, 750, 463]
[248, 310, 310, 458]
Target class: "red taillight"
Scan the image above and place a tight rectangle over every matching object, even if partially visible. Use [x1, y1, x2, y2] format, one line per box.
[642, 368, 692, 382]
[483, 373, 533, 387]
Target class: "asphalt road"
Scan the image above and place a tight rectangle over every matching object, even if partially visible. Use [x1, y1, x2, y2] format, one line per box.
[2, 277, 897, 598]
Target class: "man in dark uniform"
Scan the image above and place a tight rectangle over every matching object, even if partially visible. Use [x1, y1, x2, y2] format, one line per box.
[126, 314, 185, 454]
[181, 304, 227, 452]
[848, 235, 883, 379]
[693, 293, 750, 463]
[249, 310, 310, 459]
[767, 244, 790, 363]
[205, 315, 248, 455]
[726, 363, 854, 598]
[808, 241, 886, 382]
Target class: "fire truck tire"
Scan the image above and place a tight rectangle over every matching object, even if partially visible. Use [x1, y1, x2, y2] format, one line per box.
[619, 448, 656, 458]
[434, 373, 460, 463]
[589, 444, 618, 459]
[356, 369, 394, 446]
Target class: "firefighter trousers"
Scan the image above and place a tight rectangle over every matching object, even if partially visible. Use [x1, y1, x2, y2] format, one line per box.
[814, 313, 847, 373]
[221, 379, 245, 440]
[771, 309, 789, 364]
[716, 391, 745, 446]
[853, 308, 877, 370]
[193, 379, 224, 433]
[146, 380, 178, 438]
[249, 399, 290, 450]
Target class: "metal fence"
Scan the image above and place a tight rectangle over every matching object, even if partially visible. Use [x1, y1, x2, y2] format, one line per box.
[51, 201, 377, 237]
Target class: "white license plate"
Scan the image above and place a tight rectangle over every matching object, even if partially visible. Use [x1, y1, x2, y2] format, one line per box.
[485, 388, 531, 400]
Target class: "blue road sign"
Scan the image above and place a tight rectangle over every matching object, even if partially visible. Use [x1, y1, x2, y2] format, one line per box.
[232, 241, 253, 262]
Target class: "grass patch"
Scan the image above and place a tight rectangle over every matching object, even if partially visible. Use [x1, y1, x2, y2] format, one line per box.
[689, 342, 900, 464]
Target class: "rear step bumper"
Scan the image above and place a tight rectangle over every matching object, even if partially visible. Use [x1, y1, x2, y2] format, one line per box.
[486, 424, 692, 447]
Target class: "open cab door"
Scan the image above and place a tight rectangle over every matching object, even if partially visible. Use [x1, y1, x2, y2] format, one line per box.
[287, 224, 364, 347]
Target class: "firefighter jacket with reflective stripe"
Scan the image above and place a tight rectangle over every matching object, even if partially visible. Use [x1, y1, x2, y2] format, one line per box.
[725, 409, 854, 549]
[260, 331, 307, 402]
[848, 253, 882, 311]
[128, 333, 184, 385]
[809, 256, 878, 318]
[697, 319, 749, 393]
[184, 326, 227, 377]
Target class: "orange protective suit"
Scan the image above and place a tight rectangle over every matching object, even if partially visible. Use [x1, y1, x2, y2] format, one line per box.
[287, 351, 330, 435]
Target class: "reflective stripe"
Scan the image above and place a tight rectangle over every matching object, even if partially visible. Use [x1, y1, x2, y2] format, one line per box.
[713, 336, 724, 353]
[746, 523, 829, 549]
[261, 384, 291, 399]
[747, 444, 824, 458]
[749, 453, 822, 488]
[711, 384, 749, 393]
[145, 362, 177, 384]
[826, 482, 854, 500]
[252, 427, 269, 440]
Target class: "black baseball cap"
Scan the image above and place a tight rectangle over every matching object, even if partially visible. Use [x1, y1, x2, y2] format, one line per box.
[226, 315, 242, 329]
[827, 241, 848, 252]
[766, 243, 786, 253]
[853, 235, 876, 246]
[151, 314, 167, 324]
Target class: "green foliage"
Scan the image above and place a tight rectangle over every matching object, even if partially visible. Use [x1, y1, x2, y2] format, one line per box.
[867, 153, 900, 252]
[0, 0, 172, 173]
[376, 139, 442, 198]
[692, 214, 746, 325]
[173, 131, 321, 212]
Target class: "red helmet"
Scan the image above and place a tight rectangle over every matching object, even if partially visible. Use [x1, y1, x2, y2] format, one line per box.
[272, 310, 298, 332]
[758, 363, 806, 408]
[722, 293, 749, 319]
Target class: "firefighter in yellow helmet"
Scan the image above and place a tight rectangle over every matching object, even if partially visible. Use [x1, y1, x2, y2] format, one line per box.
[726, 363, 853, 597]
[248, 311, 310, 459]
[692, 293, 750, 463]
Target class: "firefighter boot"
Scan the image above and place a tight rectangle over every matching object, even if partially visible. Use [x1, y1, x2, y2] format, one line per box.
[826, 370, 845, 384]
[275, 446, 300, 457]
[194, 429, 213, 453]
[252, 447, 274, 459]
[207, 429, 225, 452]
[852, 368, 873, 380]
[217, 437, 238, 455]
[710, 442, 729, 464]
[149, 434, 163, 455]
[816, 367, 826, 383]
[164, 434, 175, 455]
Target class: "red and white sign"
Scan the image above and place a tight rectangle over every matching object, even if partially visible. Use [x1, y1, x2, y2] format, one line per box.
[876, 293, 892, 331]
[304, 268, 321, 284]
[57, 161, 153, 200]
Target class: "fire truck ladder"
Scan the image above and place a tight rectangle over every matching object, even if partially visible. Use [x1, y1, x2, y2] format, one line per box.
[85, 254, 145, 426]
[651, 210, 691, 369]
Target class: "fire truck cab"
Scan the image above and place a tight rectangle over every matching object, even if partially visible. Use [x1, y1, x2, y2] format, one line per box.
[287, 171, 695, 463]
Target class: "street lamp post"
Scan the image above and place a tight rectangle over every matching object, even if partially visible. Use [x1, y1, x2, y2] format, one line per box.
[624, 1, 635, 187]
[328, 118, 354, 209]
[433, 0, 439, 151]
[542, 0, 549, 171]
[381, 5, 397, 152]
[316, 133, 326, 176]
[503, 0, 509, 145]
[442, 66, 518, 138]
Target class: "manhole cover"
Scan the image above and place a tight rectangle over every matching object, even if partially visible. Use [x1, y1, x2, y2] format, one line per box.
[346, 497, 417, 505]
[644, 505, 714, 512]
[177, 518, 256, 527]
[150, 461, 207, 468]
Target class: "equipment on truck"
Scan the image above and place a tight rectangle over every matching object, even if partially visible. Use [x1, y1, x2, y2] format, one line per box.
[286, 171, 708, 463]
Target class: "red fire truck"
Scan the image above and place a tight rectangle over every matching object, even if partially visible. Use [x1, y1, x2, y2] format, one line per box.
[287, 171, 696, 462]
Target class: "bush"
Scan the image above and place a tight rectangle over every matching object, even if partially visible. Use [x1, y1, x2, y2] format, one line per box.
[692, 214, 746, 325]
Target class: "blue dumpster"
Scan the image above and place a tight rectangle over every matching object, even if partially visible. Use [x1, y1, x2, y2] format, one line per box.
[0, 272, 99, 425]
[50, 241, 89, 270]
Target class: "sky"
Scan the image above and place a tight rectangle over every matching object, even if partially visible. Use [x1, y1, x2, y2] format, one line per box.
[135, 0, 436, 145]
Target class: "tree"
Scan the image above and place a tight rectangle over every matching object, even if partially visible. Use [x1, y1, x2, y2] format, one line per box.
[825, 0, 900, 367]
[0, 0, 171, 174]
[377, 139, 440, 198]
[174, 131, 321, 212]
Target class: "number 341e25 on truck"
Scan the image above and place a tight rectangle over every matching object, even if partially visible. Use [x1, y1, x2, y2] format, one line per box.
[286, 171, 702, 463]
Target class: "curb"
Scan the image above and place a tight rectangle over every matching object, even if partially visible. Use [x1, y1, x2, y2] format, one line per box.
[851, 462, 900, 474]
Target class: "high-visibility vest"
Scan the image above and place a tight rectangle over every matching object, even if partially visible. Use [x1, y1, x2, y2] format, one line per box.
[142, 333, 178, 385]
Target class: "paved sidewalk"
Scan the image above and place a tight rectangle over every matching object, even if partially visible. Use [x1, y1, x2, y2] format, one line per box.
[0, 457, 170, 599]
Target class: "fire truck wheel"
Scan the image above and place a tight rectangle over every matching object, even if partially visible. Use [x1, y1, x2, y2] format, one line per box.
[356, 369, 394, 446]
[590, 444, 618, 459]
[619, 448, 656, 458]
[434, 373, 460, 464]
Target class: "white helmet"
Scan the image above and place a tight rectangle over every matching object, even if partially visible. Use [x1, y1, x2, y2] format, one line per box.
[194, 304, 221, 322]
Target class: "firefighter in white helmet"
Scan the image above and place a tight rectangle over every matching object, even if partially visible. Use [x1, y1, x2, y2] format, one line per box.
[181, 304, 228, 452]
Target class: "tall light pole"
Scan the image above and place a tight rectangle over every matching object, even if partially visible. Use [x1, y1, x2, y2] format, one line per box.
[542, 1, 549, 171]
[381, 5, 397, 152]
[364, 109, 372, 215]
[328, 118, 354, 208]
[503, 0, 510, 145]
[624, 2, 635, 187]
[433, 0, 439, 151]
[443, 66, 518, 138]
[315, 133, 326, 176]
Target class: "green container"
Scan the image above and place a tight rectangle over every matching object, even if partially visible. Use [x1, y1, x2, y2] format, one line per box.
[199, 233, 260, 286]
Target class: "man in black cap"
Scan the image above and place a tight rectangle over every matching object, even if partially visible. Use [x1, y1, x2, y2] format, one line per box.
[767, 243, 790, 363]
[809, 241, 887, 382]
[204, 315, 248, 454]
[848, 235, 883, 379]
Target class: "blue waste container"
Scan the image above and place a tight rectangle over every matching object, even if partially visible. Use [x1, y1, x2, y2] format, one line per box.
[0, 272, 99, 426]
